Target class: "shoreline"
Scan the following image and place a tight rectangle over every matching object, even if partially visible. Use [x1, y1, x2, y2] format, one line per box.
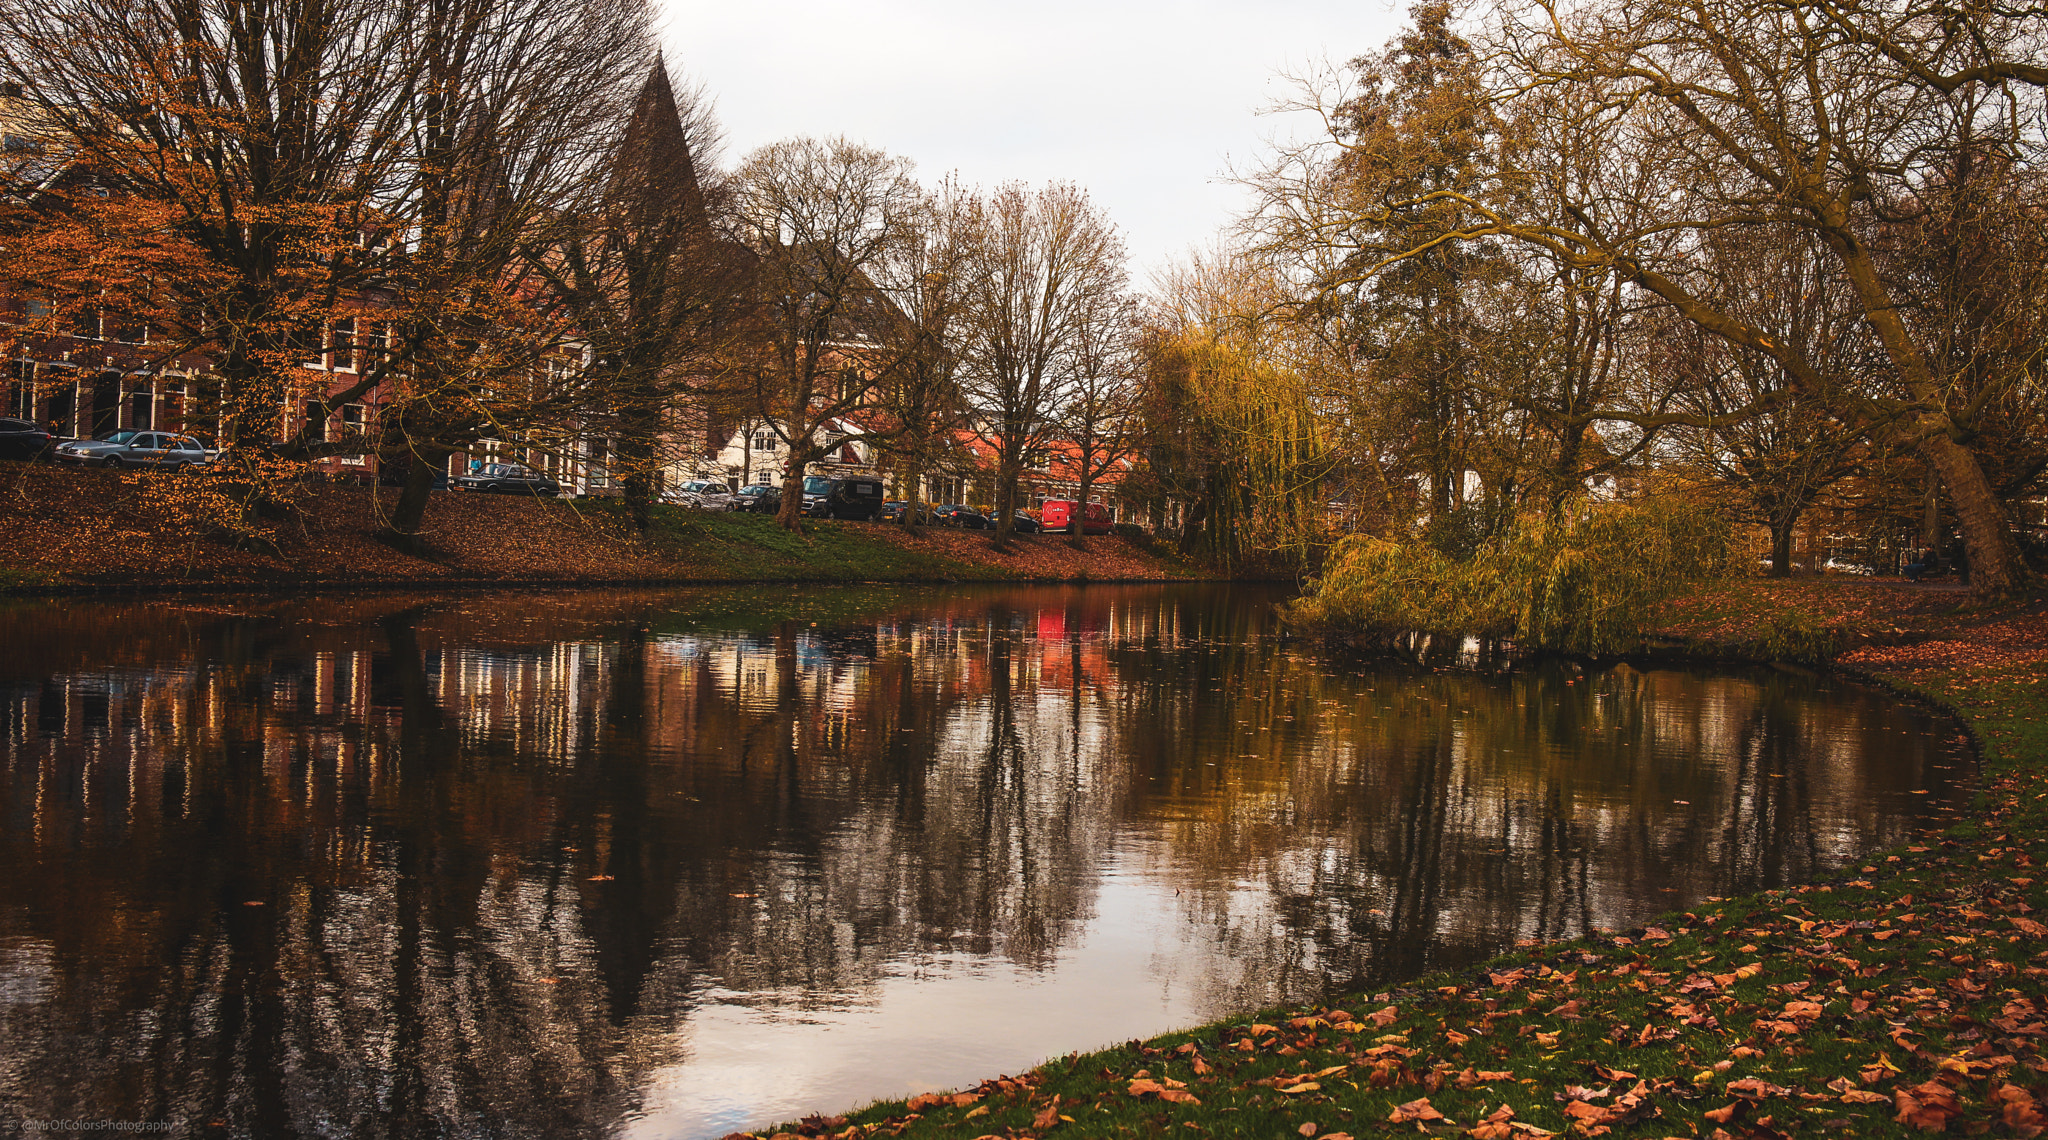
[743, 579, 2048, 1140]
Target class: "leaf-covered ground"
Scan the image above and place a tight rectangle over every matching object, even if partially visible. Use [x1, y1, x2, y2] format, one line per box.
[0, 462, 1197, 588]
[742, 579, 2048, 1140]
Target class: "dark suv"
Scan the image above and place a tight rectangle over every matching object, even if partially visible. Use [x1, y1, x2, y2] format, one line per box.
[802, 475, 886, 520]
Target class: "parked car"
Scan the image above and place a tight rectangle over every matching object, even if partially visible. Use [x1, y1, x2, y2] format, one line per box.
[669, 478, 735, 511]
[1039, 498, 1112, 535]
[878, 500, 933, 524]
[802, 475, 887, 520]
[450, 462, 560, 496]
[732, 483, 782, 513]
[1005, 510, 1043, 534]
[1822, 557, 1875, 576]
[0, 417, 53, 461]
[933, 503, 990, 529]
[54, 430, 216, 469]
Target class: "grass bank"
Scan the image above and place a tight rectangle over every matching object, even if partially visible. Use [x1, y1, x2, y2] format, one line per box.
[0, 462, 1198, 590]
[744, 578, 2048, 1140]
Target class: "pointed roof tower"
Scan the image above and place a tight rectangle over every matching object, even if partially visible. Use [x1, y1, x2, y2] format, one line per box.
[613, 57, 709, 231]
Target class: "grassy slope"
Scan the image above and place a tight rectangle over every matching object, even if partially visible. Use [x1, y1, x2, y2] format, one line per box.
[747, 580, 2048, 1140]
[0, 463, 1197, 588]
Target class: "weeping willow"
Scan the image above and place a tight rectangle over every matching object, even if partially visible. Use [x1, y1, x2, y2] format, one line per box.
[1288, 498, 1733, 655]
[1143, 332, 1331, 570]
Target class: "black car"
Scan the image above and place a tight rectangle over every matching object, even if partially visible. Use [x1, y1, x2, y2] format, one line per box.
[0, 417, 53, 461]
[802, 475, 887, 520]
[450, 462, 560, 496]
[933, 504, 989, 529]
[732, 483, 782, 513]
[878, 500, 933, 524]
[1003, 510, 1044, 534]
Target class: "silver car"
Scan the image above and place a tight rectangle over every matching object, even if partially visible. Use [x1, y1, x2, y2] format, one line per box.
[669, 478, 735, 511]
[56, 430, 216, 469]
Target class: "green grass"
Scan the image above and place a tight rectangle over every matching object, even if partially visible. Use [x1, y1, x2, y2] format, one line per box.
[0, 566, 60, 593]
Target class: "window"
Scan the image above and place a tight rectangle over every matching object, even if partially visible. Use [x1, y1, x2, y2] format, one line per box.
[302, 401, 327, 443]
[107, 315, 145, 345]
[751, 431, 778, 452]
[329, 318, 356, 372]
[339, 404, 367, 464]
[129, 390, 152, 431]
[71, 310, 98, 341]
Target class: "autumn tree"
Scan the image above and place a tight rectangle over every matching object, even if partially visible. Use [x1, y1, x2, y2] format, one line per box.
[1325, 0, 2045, 596]
[866, 181, 980, 530]
[0, 0, 648, 540]
[959, 182, 1127, 548]
[728, 136, 921, 530]
[529, 61, 747, 531]
[1050, 290, 1144, 548]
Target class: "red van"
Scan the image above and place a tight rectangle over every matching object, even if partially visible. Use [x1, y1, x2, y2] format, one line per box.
[1039, 499, 1112, 535]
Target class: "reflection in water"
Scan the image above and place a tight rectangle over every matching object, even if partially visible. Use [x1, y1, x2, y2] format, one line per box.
[0, 585, 1967, 1137]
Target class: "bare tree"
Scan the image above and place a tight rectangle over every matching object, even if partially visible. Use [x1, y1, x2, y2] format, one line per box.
[728, 136, 921, 530]
[1051, 291, 1144, 548]
[0, 0, 650, 541]
[868, 180, 981, 530]
[959, 182, 1127, 547]
[528, 60, 746, 531]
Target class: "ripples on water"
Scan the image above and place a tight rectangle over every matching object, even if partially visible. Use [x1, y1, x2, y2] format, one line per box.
[0, 585, 1968, 1137]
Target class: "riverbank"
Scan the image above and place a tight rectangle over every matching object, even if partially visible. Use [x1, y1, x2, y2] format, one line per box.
[0, 462, 1199, 591]
[747, 578, 2048, 1140]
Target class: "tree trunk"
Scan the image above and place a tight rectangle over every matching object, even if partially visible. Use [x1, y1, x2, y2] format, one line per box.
[1070, 473, 1094, 551]
[1918, 432, 2027, 599]
[899, 455, 926, 533]
[991, 455, 1020, 549]
[774, 447, 813, 531]
[382, 445, 450, 554]
[616, 402, 661, 532]
[1921, 467, 1941, 552]
[1768, 512, 1797, 577]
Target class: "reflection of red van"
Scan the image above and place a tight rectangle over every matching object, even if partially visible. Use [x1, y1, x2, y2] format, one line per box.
[1039, 499, 1112, 534]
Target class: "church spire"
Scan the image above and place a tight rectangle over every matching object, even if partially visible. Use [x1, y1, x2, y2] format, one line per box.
[614, 57, 708, 230]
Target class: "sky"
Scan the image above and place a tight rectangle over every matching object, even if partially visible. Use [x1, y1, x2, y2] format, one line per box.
[655, 0, 1408, 288]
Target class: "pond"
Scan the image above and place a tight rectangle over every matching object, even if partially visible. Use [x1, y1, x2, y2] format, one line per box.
[0, 584, 1969, 1138]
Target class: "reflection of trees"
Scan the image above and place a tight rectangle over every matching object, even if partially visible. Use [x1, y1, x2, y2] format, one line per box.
[0, 586, 1961, 1133]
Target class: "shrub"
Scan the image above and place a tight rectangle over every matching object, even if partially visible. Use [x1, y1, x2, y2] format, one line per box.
[1288, 499, 1733, 656]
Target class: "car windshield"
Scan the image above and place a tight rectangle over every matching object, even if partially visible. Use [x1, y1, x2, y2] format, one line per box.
[93, 430, 138, 444]
[740, 485, 771, 494]
[803, 476, 832, 495]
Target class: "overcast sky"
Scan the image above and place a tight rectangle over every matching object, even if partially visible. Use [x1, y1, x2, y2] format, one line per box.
[655, 0, 1407, 288]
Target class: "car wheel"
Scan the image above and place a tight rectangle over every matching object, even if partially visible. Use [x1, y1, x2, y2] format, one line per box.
[103, 455, 124, 469]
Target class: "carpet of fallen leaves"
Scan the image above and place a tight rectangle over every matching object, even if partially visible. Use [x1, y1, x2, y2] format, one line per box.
[0, 463, 1192, 587]
[740, 581, 2048, 1140]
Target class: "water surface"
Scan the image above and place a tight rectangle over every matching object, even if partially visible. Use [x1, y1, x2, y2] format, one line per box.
[0, 585, 1968, 1137]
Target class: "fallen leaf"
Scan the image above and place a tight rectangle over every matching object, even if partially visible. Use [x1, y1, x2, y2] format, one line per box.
[1894, 1080, 1963, 1131]
[1389, 1097, 1446, 1124]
